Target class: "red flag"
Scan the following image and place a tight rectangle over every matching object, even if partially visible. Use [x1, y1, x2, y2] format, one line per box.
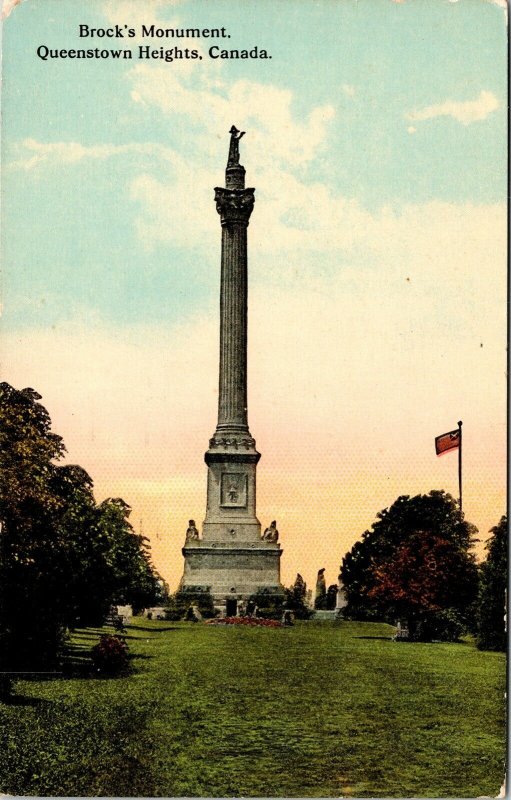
[435, 428, 460, 456]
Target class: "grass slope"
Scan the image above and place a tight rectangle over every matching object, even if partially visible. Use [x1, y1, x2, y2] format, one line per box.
[0, 619, 505, 797]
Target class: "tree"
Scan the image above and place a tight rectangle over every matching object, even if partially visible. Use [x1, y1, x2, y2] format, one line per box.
[0, 383, 69, 668]
[0, 382, 163, 669]
[368, 530, 478, 640]
[340, 491, 479, 639]
[96, 498, 162, 615]
[291, 573, 307, 605]
[326, 584, 338, 610]
[477, 516, 507, 651]
[66, 496, 163, 626]
[314, 568, 327, 609]
[283, 574, 313, 619]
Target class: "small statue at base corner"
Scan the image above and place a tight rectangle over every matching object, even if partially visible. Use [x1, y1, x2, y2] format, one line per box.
[186, 519, 200, 540]
[263, 520, 279, 542]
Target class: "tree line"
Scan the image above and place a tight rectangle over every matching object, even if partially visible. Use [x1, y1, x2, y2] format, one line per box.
[0, 383, 165, 671]
[1, 381, 505, 664]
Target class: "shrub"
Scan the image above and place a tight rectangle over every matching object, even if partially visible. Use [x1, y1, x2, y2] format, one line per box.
[427, 609, 466, 642]
[255, 607, 282, 620]
[166, 589, 217, 620]
[91, 634, 130, 676]
[405, 609, 466, 642]
[248, 590, 285, 619]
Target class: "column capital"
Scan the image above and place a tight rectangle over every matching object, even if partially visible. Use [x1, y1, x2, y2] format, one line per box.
[214, 187, 255, 226]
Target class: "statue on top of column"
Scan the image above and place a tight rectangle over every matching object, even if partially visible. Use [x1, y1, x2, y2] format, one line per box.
[228, 125, 245, 166]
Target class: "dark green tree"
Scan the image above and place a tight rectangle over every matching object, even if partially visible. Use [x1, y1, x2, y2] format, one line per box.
[0, 382, 163, 669]
[326, 584, 338, 610]
[65, 496, 163, 626]
[314, 568, 327, 609]
[96, 498, 162, 616]
[340, 491, 479, 638]
[0, 384, 68, 668]
[291, 573, 307, 604]
[283, 574, 313, 619]
[477, 516, 507, 651]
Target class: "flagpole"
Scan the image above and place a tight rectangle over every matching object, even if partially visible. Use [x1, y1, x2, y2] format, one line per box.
[458, 420, 463, 514]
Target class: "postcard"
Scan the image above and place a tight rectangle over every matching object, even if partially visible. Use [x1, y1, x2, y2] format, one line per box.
[0, 0, 506, 797]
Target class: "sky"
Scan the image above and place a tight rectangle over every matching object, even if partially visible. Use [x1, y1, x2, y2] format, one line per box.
[1, 0, 507, 593]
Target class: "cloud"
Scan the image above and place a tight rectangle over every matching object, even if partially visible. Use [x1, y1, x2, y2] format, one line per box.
[129, 67, 335, 167]
[9, 70, 337, 255]
[8, 139, 174, 170]
[10, 76, 340, 253]
[130, 161, 371, 256]
[407, 126, 417, 134]
[342, 84, 355, 97]
[102, 0, 183, 30]
[122, 66, 344, 255]
[129, 156, 220, 250]
[10, 72, 336, 260]
[407, 90, 499, 126]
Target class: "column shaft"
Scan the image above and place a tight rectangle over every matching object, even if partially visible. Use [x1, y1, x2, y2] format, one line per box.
[218, 223, 248, 431]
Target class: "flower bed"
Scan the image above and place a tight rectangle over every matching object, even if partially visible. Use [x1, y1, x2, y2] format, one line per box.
[206, 616, 281, 627]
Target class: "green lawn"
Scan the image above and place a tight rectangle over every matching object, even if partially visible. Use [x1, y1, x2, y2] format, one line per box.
[0, 619, 505, 797]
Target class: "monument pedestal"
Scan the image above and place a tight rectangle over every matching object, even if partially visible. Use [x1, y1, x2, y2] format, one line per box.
[182, 542, 282, 615]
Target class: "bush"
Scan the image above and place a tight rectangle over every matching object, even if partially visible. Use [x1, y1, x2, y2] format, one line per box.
[91, 634, 130, 676]
[166, 589, 217, 620]
[249, 590, 285, 619]
[255, 607, 282, 620]
[428, 609, 466, 642]
[340, 606, 384, 622]
[405, 610, 466, 642]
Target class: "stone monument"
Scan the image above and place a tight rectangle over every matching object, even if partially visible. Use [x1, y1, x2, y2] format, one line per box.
[180, 127, 283, 616]
[336, 573, 348, 612]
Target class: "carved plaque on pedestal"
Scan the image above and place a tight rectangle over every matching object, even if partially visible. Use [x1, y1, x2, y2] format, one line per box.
[221, 473, 247, 508]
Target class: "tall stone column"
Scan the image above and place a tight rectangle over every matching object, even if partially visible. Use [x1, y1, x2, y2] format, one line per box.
[181, 127, 282, 612]
[214, 127, 254, 434]
[202, 126, 260, 542]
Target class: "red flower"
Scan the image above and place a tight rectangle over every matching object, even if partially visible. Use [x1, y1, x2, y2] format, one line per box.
[205, 616, 281, 627]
